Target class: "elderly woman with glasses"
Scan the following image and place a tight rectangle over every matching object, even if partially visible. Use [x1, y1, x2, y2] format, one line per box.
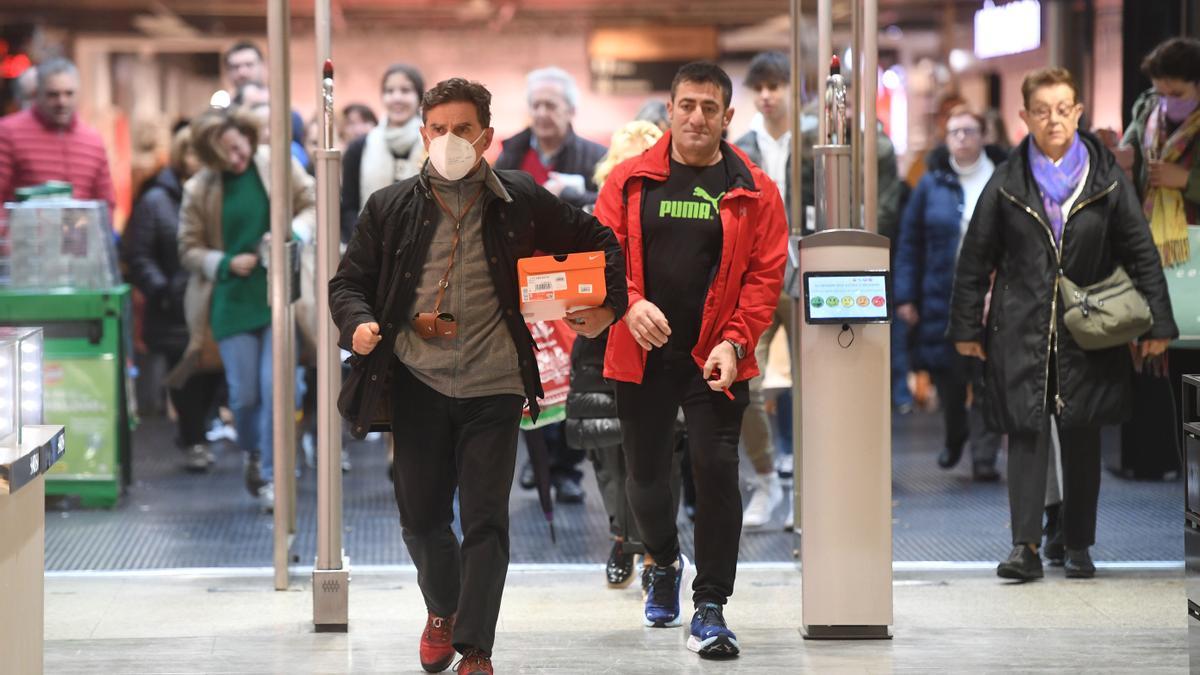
[895, 105, 1010, 482]
[949, 68, 1176, 581]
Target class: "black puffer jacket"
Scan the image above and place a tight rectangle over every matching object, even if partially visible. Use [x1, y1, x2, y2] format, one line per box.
[120, 168, 191, 353]
[564, 332, 620, 450]
[329, 165, 628, 438]
[949, 131, 1177, 433]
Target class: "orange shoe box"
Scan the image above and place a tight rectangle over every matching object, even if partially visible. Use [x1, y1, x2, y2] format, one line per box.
[518, 251, 607, 321]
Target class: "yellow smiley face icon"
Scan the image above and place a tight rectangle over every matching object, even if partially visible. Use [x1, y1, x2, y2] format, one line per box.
[842, 296, 854, 308]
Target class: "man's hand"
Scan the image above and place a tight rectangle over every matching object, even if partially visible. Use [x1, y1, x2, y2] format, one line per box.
[624, 299, 671, 350]
[565, 306, 616, 339]
[1149, 160, 1190, 190]
[955, 341, 987, 361]
[352, 321, 382, 355]
[1139, 337, 1170, 359]
[896, 303, 919, 327]
[229, 253, 259, 277]
[703, 340, 737, 391]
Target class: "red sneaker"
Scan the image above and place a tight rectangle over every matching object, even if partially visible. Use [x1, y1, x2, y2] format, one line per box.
[454, 648, 493, 675]
[420, 612, 455, 673]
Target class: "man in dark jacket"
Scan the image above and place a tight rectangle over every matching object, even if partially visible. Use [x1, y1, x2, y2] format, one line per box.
[950, 68, 1176, 582]
[596, 62, 787, 659]
[120, 127, 222, 472]
[494, 66, 608, 502]
[329, 78, 626, 675]
[494, 66, 607, 209]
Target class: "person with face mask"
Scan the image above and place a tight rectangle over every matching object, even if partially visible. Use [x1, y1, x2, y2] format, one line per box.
[895, 106, 1008, 482]
[950, 68, 1177, 582]
[329, 78, 626, 675]
[1107, 37, 1200, 484]
[594, 62, 787, 659]
[340, 63, 425, 244]
[173, 107, 315, 512]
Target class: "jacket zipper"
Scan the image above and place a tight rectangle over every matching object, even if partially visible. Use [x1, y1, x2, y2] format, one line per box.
[998, 179, 1119, 417]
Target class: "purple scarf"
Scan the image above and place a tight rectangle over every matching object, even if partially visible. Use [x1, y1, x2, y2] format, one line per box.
[1028, 133, 1089, 244]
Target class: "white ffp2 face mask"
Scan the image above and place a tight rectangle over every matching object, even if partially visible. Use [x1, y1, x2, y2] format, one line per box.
[427, 130, 485, 181]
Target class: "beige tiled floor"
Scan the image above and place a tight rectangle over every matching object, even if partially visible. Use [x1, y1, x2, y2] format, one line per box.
[44, 565, 1185, 673]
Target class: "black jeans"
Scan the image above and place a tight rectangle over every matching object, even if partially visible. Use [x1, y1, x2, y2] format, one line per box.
[615, 352, 749, 606]
[929, 353, 1001, 466]
[160, 345, 223, 447]
[389, 364, 525, 655]
[1008, 416, 1101, 549]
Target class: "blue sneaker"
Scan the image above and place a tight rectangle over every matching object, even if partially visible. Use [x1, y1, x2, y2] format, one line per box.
[643, 556, 685, 627]
[687, 602, 740, 658]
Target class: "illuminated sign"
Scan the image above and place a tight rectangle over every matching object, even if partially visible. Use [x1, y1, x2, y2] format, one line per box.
[974, 0, 1042, 59]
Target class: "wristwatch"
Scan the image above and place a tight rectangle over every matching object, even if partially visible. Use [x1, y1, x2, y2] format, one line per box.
[725, 338, 746, 360]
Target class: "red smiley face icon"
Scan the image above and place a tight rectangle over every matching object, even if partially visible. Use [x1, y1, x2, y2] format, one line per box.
[872, 296, 885, 307]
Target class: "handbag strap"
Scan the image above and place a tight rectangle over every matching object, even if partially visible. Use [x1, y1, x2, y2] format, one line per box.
[428, 185, 485, 314]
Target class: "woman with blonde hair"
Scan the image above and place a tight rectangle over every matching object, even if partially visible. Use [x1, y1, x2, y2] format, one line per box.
[122, 123, 224, 472]
[172, 106, 315, 510]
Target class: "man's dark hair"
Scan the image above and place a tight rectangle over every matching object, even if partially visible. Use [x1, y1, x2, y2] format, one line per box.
[342, 103, 378, 127]
[421, 78, 492, 128]
[745, 51, 790, 88]
[670, 61, 733, 109]
[224, 41, 263, 67]
[1140, 37, 1200, 83]
[381, 63, 425, 98]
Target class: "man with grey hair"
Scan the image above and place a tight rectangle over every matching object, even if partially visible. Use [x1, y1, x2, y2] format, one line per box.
[495, 66, 606, 208]
[495, 65, 609, 505]
[0, 57, 114, 210]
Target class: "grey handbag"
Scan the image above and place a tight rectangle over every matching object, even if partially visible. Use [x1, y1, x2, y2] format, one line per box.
[1058, 265, 1153, 350]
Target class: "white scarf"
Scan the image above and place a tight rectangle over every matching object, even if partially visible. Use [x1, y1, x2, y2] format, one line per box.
[360, 116, 423, 207]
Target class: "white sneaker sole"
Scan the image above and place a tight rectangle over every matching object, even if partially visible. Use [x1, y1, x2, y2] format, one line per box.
[687, 634, 740, 658]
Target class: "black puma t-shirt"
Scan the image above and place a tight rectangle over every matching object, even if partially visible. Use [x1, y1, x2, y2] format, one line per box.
[641, 157, 728, 360]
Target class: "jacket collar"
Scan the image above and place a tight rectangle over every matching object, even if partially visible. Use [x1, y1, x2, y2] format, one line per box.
[417, 159, 513, 204]
[928, 144, 1009, 180]
[1000, 131, 1114, 206]
[500, 125, 580, 163]
[623, 131, 760, 197]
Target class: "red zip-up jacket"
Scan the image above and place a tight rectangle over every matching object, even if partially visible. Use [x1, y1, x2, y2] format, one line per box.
[595, 132, 788, 384]
[0, 108, 115, 211]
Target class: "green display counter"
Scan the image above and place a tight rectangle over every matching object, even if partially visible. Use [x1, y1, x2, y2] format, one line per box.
[0, 286, 131, 506]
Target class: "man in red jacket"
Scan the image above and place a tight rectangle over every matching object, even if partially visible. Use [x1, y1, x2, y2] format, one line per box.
[594, 61, 787, 659]
[0, 57, 115, 211]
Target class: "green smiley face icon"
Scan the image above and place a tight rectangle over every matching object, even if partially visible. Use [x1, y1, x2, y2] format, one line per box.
[826, 296, 840, 307]
[811, 296, 824, 308]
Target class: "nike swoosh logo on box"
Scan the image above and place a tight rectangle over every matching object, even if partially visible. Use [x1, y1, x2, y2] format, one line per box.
[588, 254, 601, 261]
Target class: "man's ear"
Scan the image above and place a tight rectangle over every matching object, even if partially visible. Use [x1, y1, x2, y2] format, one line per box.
[723, 106, 735, 129]
[480, 127, 495, 154]
[420, 126, 432, 150]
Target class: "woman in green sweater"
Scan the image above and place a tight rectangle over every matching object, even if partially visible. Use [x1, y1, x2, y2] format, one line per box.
[175, 106, 316, 510]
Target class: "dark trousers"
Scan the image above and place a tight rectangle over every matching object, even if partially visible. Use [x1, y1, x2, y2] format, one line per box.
[389, 364, 525, 655]
[160, 345, 223, 447]
[588, 438, 683, 554]
[1008, 416, 1101, 549]
[929, 353, 1001, 466]
[615, 353, 749, 606]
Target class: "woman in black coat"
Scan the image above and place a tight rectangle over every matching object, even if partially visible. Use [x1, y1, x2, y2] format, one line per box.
[120, 126, 223, 471]
[950, 68, 1177, 581]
